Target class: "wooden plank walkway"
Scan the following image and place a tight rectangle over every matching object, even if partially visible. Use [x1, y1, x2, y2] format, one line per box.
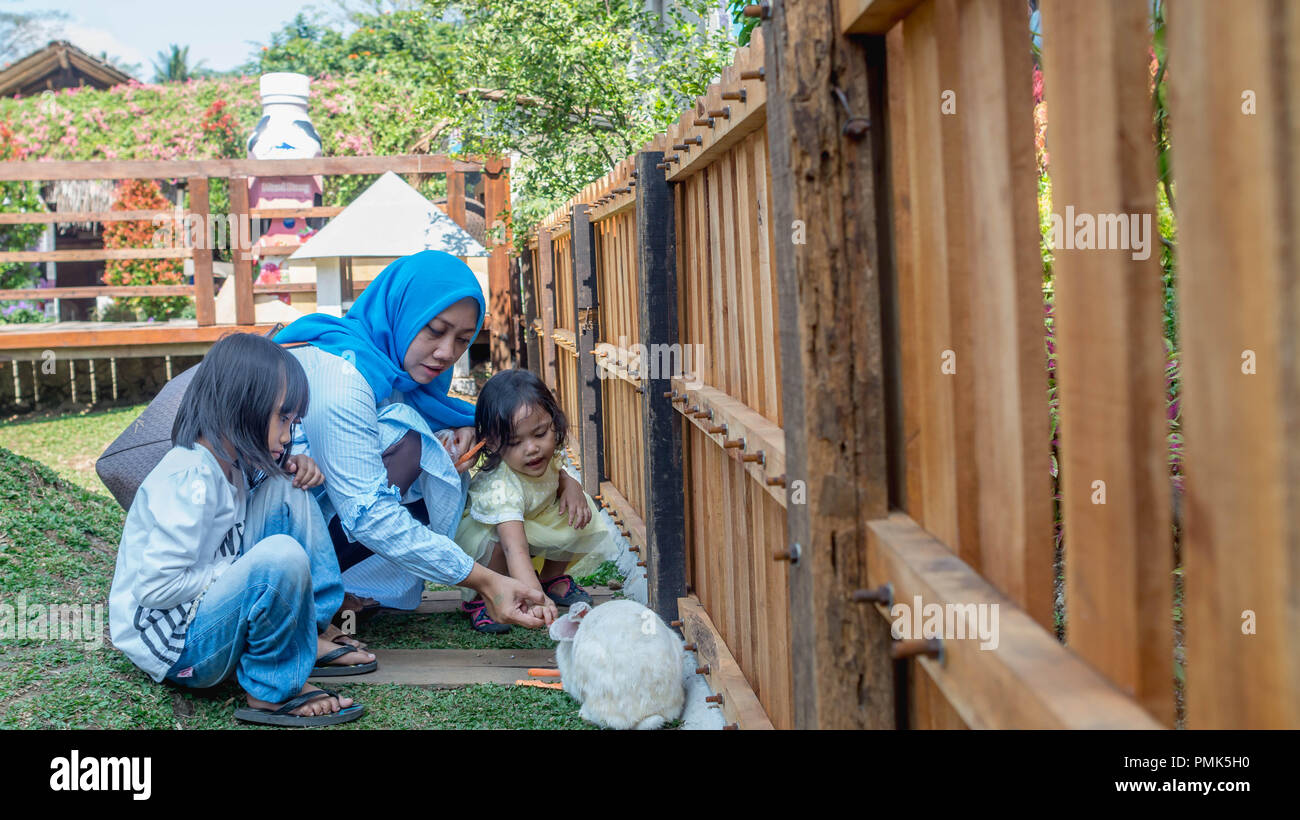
[327, 587, 615, 687]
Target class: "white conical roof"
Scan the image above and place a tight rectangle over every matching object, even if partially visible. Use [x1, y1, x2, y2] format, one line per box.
[289, 171, 489, 260]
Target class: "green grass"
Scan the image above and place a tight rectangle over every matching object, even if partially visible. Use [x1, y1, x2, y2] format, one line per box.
[0, 402, 148, 495]
[0, 442, 587, 729]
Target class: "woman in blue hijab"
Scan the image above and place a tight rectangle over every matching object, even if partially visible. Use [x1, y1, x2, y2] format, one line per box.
[277, 250, 551, 633]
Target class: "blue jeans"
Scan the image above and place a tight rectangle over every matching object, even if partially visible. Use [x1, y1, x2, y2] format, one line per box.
[164, 476, 344, 704]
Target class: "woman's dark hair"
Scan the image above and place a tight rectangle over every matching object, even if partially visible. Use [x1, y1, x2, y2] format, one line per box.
[475, 369, 567, 473]
[172, 332, 309, 481]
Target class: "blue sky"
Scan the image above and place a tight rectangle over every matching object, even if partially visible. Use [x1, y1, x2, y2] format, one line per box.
[9, 0, 334, 75]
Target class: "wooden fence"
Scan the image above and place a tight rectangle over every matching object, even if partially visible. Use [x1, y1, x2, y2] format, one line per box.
[0, 154, 516, 365]
[520, 0, 1300, 730]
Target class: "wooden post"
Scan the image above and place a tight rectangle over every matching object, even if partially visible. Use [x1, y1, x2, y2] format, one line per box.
[571, 204, 605, 496]
[188, 177, 215, 327]
[484, 158, 515, 371]
[227, 175, 255, 326]
[763, 1, 895, 729]
[519, 253, 541, 378]
[537, 230, 559, 392]
[446, 170, 467, 230]
[636, 150, 687, 625]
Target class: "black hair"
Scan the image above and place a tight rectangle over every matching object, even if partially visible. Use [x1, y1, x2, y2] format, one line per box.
[475, 368, 567, 473]
[172, 332, 309, 482]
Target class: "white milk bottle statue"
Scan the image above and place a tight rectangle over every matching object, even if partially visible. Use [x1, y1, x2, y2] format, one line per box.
[247, 73, 322, 304]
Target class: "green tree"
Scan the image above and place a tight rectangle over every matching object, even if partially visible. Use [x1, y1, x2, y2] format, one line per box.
[420, 0, 736, 242]
[0, 9, 68, 65]
[152, 44, 209, 83]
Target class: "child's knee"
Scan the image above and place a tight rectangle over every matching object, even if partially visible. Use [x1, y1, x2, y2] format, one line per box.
[244, 534, 311, 588]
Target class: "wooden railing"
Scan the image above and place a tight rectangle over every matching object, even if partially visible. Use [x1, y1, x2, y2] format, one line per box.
[0, 155, 515, 365]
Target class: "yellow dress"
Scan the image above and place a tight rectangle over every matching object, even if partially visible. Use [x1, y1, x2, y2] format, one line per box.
[453, 450, 609, 585]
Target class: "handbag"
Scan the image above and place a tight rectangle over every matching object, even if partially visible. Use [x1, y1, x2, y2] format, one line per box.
[95, 325, 285, 511]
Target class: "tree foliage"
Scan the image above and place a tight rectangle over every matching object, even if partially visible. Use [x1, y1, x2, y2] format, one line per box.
[420, 0, 737, 240]
[152, 44, 210, 84]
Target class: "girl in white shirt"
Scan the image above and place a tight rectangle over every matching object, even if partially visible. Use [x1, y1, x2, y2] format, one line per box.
[108, 332, 373, 726]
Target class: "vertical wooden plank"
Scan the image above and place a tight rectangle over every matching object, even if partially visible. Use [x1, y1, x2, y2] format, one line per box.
[885, 23, 924, 523]
[446, 170, 467, 230]
[1169, 0, 1300, 728]
[538, 229, 559, 391]
[519, 254, 540, 377]
[485, 159, 515, 371]
[637, 152, 688, 624]
[227, 175, 255, 326]
[752, 132, 781, 423]
[571, 204, 605, 496]
[956, 0, 1052, 626]
[1039, 0, 1173, 723]
[764, 0, 895, 728]
[188, 177, 215, 327]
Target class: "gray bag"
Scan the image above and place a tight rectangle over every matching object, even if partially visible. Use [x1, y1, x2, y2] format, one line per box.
[95, 326, 285, 511]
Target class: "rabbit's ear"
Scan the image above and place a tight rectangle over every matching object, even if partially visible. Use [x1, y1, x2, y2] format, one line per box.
[571, 601, 592, 619]
[549, 611, 583, 641]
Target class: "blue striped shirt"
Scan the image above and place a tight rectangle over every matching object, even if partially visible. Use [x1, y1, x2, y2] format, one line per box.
[288, 345, 475, 599]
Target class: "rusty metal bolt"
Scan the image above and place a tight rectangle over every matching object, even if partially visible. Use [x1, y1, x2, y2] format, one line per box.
[721, 89, 747, 103]
[723, 438, 744, 449]
[693, 117, 714, 128]
[686, 135, 704, 146]
[773, 542, 802, 563]
[852, 584, 894, 607]
[742, 450, 765, 464]
[629, 545, 640, 553]
[740, 67, 765, 81]
[662, 390, 676, 399]
[742, 2, 770, 20]
[672, 142, 690, 151]
[706, 424, 727, 435]
[695, 665, 710, 676]
[670, 620, 683, 628]
[766, 474, 787, 487]
[683, 642, 697, 652]
[723, 723, 739, 730]
[891, 638, 943, 662]
[705, 693, 723, 704]
[707, 107, 731, 119]
[636, 560, 646, 567]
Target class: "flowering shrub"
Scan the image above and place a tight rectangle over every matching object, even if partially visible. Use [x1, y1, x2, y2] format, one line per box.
[102, 179, 188, 321]
[200, 99, 243, 158]
[0, 119, 47, 320]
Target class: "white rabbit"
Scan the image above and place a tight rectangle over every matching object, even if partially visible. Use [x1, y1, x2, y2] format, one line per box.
[548, 600, 685, 730]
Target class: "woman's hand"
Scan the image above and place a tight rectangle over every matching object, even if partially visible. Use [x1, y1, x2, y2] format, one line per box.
[471, 567, 556, 628]
[286, 455, 325, 489]
[557, 473, 591, 529]
[451, 426, 477, 472]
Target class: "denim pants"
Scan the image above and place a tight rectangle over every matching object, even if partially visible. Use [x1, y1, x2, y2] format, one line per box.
[163, 475, 344, 704]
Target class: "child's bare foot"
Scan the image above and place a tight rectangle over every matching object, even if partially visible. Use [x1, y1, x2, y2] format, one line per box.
[315, 635, 374, 668]
[246, 684, 354, 717]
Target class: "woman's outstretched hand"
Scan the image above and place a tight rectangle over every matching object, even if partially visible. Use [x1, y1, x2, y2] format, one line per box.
[451, 426, 477, 473]
[470, 566, 556, 628]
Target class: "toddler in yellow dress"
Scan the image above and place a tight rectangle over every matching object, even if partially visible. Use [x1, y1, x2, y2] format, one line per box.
[454, 369, 608, 632]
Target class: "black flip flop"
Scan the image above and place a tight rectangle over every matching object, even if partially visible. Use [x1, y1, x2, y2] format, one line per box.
[311, 644, 378, 677]
[233, 688, 366, 727]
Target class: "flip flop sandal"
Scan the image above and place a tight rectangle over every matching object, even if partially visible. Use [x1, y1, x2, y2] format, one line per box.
[541, 574, 593, 608]
[233, 688, 366, 727]
[462, 599, 511, 634]
[311, 644, 378, 677]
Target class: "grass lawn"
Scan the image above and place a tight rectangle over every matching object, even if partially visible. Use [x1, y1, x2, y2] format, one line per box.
[0, 435, 619, 730]
[0, 402, 149, 495]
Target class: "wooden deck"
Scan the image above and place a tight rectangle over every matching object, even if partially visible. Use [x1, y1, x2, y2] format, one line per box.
[0, 320, 276, 361]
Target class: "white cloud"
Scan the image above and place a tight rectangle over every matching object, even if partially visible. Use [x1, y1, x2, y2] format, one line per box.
[61, 23, 148, 75]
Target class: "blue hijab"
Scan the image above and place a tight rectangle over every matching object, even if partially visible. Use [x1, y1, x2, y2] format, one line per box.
[276, 250, 485, 429]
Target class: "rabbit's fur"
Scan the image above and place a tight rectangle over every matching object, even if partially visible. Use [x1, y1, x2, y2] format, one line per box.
[548, 600, 685, 730]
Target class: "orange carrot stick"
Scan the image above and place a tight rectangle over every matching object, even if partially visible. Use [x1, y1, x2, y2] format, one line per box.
[514, 680, 563, 689]
[527, 668, 562, 678]
[455, 438, 486, 468]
